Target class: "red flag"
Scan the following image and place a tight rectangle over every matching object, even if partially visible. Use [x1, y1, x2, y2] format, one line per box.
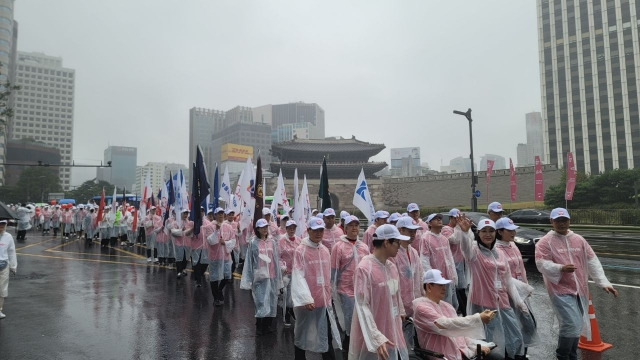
[131, 208, 138, 232]
[485, 160, 495, 202]
[509, 158, 517, 201]
[565, 152, 576, 201]
[96, 187, 105, 222]
[534, 156, 544, 201]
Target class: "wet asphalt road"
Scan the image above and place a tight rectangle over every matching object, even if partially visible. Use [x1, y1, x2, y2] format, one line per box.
[0, 229, 638, 360]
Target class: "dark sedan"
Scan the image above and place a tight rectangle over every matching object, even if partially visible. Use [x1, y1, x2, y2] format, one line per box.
[435, 212, 544, 262]
[508, 209, 551, 224]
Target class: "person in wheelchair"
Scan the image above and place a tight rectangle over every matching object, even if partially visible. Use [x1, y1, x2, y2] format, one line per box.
[413, 269, 495, 360]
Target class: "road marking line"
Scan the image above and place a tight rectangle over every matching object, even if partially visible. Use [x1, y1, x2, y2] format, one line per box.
[589, 280, 640, 289]
[595, 251, 640, 257]
[46, 250, 140, 258]
[46, 238, 82, 251]
[15, 237, 60, 251]
[17, 252, 151, 267]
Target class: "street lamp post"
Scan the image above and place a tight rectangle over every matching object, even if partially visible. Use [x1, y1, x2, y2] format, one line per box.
[453, 108, 477, 212]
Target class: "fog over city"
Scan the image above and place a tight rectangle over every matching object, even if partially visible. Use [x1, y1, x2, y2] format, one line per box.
[14, 1, 540, 185]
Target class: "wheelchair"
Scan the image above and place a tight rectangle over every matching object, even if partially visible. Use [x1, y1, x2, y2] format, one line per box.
[407, 318, 494, 360]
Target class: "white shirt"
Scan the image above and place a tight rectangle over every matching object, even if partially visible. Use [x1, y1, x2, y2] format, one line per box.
[0, 231, 17, 270]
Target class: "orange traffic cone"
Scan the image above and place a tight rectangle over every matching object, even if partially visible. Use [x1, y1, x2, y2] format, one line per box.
[578, 293, 613, 352]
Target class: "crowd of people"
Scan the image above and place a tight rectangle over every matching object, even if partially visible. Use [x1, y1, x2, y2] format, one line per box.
[2, 200, 619, 360]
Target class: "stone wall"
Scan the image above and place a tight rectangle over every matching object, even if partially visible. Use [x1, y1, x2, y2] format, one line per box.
[382, 164, 561, 209]
[264, 164, 561, 212]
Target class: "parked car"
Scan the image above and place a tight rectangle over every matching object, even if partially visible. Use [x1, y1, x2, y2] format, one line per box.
[508, 209, 551, 224]
[434, 211, 543, 262]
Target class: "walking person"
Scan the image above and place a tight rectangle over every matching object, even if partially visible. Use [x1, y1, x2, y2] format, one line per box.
[277, 219, 301, 327]
[207, 208, 235, 306]
[241, 218, 283, 335]
[15, 204, 32, 241]
[330, 215, 369, 353]
[291, 217, 341, 359]
[172, 209, 193, 279]
[459, 216, 528, 360]
[349, 224, 408, 360]
[535, 208, 618, 360]
[0, 220, 18, 319]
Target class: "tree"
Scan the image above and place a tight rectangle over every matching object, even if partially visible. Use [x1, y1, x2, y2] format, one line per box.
[0, 166, 62, 204]
[545, 168, 640, 208]
[66, 179, 114, 204]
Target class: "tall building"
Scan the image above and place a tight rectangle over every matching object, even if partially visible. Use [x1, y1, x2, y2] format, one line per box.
[12, 51, 75, 189]
[96, 146, 137, 190]
[0, 0, 17, 186]
[188, 107, 224, 171]
[538, 0, 640, 173]
[516, 112, 544, 166]
[480, 154, 506, 171]
[211, 122, 272, 169]
[441, 156, 472, 174]
[271, 102, 325, 143]
[389, 147, 421, 177]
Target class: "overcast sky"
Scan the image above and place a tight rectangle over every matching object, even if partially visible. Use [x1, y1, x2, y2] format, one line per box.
[15, 1, 540, 185]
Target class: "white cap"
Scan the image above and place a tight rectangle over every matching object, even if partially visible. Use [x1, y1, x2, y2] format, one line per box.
[344, 215, 360, 225]
[407, 203, 419, 212]
[496, 217, 518, 230]
[308, 217, 325, 230]
[315, 213, 324, 219]
[395, 216, 420, 230]
[182, 209, 191, 213]
[262, 208, 272, 216]
[422, 269, 452, 285]
[78, 204, 84, 209]
[387, 212, 401, 223]
[550, 208, 570, 219]
[0, 219, 7, 224]
[374, 224, 410, 241]
[374, 210, 389, 220]
[340, 210, 350, 220]
[488, 202, 504, 213]
[285, 219, 297, 227]
[477, 218, 496, 230]
[311, 209, 318, 214]
[214, 207, 224, 213]
[323, 208, 336, 217]
[426, 213, 442, 223]
[448, 208, 461, 218]
[255, 218, 269, 228]
[224, 208, 234, 215]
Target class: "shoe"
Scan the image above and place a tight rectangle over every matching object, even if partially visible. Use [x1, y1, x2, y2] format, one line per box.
[177, 273, 182, 279]
[154, 258, 159, 262]
[182, 271, 187, 276]
[214, 300, 224, 306]
[147, 257, 152, 263]
[283, 321, 291, 328]
[0, 311, 5, 319]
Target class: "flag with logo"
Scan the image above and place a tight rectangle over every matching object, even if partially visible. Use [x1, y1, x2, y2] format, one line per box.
[220, 165, 232, 208]
[353, 168, 376, 225]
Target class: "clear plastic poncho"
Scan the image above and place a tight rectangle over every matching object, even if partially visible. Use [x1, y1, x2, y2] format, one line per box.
[349, 254, 408, 360]
[291, 237, 341, 353]
[240, 235, 283, 318]
[207, 221, 236, 281]
[460, 229, 527, 358]
[330, 235, 370, 335]
[322, 225, 343, 254]
[535, 230, 612, 339]
[277, 234, 301, 309]
[412, 297, 487, 360]
[420, 231, 459, 309]
[171, 220, 193, 261]
[443, 225, 469, 289]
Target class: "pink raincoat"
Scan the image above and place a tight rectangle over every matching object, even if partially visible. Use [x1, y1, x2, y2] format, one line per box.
[413, 297, 486, 360]
[321, 225, 343, 253]
[361, 225, 377, 253]
[389, 245, 423, 317]
[349, 254, 408, 360]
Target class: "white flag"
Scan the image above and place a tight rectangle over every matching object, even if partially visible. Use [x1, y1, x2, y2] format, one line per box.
[238, 157, 255, 230]
[232, 170, 244, 214]
[293, 168, 299, 209]
[111, 185, 118, 216]
[220, 165, 232, 208]
[271, 170, 290, 218]
[353, 168, 376, 225]
[294, 175, 310, 236]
